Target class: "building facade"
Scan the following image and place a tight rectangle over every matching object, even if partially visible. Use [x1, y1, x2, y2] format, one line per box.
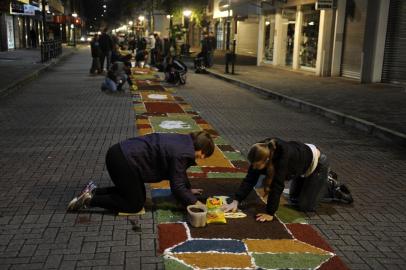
[207, 0, 405, 84]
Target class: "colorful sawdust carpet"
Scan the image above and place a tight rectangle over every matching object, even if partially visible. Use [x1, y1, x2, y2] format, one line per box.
[130, 68, 349, 270]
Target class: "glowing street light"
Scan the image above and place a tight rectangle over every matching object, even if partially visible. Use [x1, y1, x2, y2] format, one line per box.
[128, 20, 133, 25]
[72, 12, 78, 18]
[138, 15, 145, 22]
[182, 9, 192, 17]
[103, 4, 106, 8]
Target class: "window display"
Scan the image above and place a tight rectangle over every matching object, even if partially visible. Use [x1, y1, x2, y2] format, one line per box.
[300, 5, 320, 69]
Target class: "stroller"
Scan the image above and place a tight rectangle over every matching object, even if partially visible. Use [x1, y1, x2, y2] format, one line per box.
[164, 57, 187, 85]
[194, 52, 208, 74]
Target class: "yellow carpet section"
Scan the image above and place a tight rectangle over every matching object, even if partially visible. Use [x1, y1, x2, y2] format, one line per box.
[150, 180, 171, 189]
[173, 253, 253, 269]
[196, 146, 233, 167]
[244, 239, 331, 255]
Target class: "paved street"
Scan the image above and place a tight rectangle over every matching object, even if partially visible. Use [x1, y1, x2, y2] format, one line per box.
[0, 47, 405, 270]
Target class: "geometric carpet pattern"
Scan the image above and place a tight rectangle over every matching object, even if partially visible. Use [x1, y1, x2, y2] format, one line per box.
[130, 68, 349, 270]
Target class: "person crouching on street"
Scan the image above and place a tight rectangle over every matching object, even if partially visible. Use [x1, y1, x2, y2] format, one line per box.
[222, 137, 329, 222]
[67, 131, 214, 213]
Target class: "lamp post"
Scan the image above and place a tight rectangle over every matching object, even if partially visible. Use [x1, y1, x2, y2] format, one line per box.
[182, 9, 192, 54]
[226, 0, 231, 51]
[138, 15, 145, 36]
[41, 0, 48, 41]
[72, 12, 78, 47]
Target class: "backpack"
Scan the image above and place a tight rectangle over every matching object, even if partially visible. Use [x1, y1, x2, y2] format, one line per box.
[322, 171, 354, 204]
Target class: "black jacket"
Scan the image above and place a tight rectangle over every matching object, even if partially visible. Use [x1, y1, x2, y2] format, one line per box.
[235, 138, 313, 215]
[98, 33, 113, 52]
[90, 40, 101, 58]
[120, 133, 197, 205]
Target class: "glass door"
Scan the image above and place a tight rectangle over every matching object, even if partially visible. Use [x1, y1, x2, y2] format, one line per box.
[300, 4, 320, 70]
[282, 8, 296, 67]
[263, 15, 275, 63]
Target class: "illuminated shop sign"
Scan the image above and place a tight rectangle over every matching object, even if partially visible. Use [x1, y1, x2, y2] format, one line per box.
[10, 0, 40, 16]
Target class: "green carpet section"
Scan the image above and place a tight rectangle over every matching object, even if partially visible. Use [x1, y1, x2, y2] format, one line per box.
[276, 205, 308, 224]
[164, 256, 193, 270]
[187, 166, 203, 173]
[154, 200, 184, 211]
[149, 115, 202, 133]
[213, 136, 229, 145]
[253, 253, 331, 269]
[223, 151, 246, 161]
[207, 172, 246, 179]
[132, 75, 158, 80]
[154, 209, 185, 223]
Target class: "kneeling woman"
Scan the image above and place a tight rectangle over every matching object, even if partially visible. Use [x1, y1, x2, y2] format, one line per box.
[68, 131, 214, 213]
[223, 138, 329, 222]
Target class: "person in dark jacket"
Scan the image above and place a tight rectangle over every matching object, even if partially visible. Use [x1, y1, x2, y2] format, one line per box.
[98, 28, 113, 71]
[223, 138, 329, 222]
[90, 34, 102, 74]
[67, 131, 215, 213]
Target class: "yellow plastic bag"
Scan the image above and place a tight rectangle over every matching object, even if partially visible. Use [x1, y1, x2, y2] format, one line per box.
[206, 197, 227, 224]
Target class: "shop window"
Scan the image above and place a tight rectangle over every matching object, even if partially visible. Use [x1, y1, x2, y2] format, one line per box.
[282, 8, 296, 67]
[216, 22, 224, 49]
[300, 5, 320, 69]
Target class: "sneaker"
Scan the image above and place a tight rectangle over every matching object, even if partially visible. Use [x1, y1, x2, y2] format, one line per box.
[67, 191, 93, 211]
[80, 181, 97, 197]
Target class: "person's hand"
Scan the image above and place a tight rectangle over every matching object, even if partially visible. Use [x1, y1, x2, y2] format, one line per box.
[221, 200, 239, 212]
[191, 188, 203, 195]
[256, 213, 274, 222]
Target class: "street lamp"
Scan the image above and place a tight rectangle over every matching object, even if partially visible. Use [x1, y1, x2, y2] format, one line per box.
[182, 10, 192, 17]
[182, 10, 192, 54]
[70, 23, 76, 47]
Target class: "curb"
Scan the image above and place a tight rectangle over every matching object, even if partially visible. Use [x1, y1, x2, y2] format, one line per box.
[0, 49, 76, 98]
[206, 69, 406, 147]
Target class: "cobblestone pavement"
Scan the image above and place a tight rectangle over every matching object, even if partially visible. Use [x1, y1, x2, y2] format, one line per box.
[209, 62, 406, 136]
[175, 73, 406, 270]
[0, 48, 161, 270]
[1, 47, 405, 270]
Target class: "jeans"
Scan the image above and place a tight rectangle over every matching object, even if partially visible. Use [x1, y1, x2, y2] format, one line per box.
[101, 78, 117, 92]
[289, 154, 329, 212]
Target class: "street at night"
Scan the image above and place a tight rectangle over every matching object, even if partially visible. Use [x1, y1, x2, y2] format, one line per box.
[1, 0, 406, 269]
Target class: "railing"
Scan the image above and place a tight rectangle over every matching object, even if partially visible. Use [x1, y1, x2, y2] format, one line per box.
[41, 40, 62, 63]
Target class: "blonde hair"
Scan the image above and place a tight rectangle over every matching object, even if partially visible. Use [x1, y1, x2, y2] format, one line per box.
[247, 140, 277, 194]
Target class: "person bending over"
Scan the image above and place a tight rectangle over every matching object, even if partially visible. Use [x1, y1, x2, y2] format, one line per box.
[67, 131, 214, 213]
[223, 138, 329, 222]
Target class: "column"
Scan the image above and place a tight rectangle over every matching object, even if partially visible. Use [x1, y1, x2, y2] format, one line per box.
[257, 14, 265, 66]
[370, 0, 390, 82]
[273, 12, 283, 66]
[361, 0, 389, 83]
[316, 9, 334, 76]
[292, 6, 302, 70]
[331, 0, 346, 76]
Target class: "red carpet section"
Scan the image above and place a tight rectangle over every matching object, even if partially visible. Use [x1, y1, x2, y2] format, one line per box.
[130, 68, 348, 269]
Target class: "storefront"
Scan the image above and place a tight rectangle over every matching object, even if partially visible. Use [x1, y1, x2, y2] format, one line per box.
[382, 0, 406, 84]
[258, 2, 322, 72]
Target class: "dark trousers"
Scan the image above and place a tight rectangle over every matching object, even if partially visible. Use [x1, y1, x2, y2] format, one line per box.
[289, 154, 329, 211]
[90, 143, 145, 213]
[99, 51, 111, 71]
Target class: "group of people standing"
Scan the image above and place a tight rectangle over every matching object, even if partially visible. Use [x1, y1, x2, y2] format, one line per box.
[90, 28, 171, 92]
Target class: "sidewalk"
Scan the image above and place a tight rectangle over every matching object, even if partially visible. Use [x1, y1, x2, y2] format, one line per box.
[0, 45, 76, 97]
[204, 58, 406, 146]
